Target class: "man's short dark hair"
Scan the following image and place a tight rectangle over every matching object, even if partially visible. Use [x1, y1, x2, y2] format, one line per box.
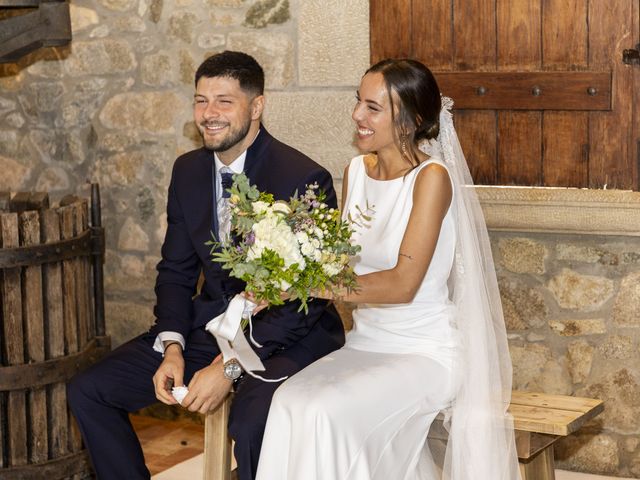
[195, 51, 265, 96]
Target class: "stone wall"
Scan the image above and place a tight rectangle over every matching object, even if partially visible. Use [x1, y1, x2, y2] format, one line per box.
[2, 1, 640, 477]
[482, 187, 640, 478]
[0, 0, 368, 345]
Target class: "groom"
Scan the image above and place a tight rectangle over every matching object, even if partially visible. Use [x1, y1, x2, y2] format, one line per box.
[68, 51, 345, 480]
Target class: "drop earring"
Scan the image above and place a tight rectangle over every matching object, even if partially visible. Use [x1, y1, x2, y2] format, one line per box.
[400, 134, 408, 157]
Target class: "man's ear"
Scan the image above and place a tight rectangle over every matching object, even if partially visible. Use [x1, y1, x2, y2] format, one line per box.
[251, 95, 265, 120]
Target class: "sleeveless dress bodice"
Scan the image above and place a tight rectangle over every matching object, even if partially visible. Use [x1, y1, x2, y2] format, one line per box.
[343, 154, 458, 367]
[256, 154, 462, 480]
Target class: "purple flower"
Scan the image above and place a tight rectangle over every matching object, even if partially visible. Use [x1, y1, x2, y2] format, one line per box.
[245, 231, 256, 245]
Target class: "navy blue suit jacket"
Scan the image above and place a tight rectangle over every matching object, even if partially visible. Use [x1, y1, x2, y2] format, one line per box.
[151, 127, 344, 361]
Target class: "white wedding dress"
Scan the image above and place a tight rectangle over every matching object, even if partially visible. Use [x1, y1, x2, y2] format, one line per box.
[255, 154, 460, 480]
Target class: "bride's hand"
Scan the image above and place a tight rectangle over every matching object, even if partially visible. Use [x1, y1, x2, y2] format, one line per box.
[242, 292, 291, 315]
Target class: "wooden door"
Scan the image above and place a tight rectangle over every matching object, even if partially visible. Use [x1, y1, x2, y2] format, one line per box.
[371, 0, 640, 190]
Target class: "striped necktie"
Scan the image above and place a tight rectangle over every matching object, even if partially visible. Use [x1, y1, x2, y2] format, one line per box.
[217, 166, 233, 242]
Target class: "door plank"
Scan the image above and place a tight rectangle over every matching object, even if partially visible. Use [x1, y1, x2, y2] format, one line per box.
[453, 0, 496, 71]
[497, 0, 542, 185]
[412, 0, 452, 69]
[542, 0, 589, 187]
[452, 0, 498, 183]
[370, 0, 412, 63]
[455, 111, 497, 184]
[588, 0, 634, 189]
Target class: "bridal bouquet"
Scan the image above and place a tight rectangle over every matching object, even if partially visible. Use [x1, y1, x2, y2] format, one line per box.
[208, 173, 363, 312]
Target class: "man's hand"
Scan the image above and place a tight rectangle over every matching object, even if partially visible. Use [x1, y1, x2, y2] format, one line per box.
[182, 356, 233, 414]
[152, 343, 185, 405]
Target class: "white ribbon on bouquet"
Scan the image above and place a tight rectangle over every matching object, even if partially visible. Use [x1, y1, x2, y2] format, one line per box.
[205, 294, 288, 383]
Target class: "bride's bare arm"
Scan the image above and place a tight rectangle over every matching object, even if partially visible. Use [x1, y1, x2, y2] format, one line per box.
[317, 163, 452, 304]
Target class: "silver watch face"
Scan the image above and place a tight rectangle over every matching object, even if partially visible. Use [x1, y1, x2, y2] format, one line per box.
[224, 360, 242, 380]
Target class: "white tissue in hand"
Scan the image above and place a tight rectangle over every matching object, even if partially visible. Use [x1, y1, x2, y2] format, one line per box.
[172, 386, 189, 405]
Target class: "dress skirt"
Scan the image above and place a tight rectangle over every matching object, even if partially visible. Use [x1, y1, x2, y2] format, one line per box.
[255, 348, 455, 480]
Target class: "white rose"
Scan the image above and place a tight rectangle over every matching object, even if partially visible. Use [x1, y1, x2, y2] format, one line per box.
[280, 279, 291, 291]
[252, 201, 269, 214]
[322, 262, 342, 277]
[295, 231, 309, 244]
[301, 242, 315, 257]
[272, 202, 291, 214]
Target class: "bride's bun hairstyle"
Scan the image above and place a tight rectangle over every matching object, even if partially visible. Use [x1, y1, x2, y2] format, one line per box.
[366, 59, 441, 166]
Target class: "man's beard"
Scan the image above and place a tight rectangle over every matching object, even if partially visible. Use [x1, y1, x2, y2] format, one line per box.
[200, 117, 252, 152]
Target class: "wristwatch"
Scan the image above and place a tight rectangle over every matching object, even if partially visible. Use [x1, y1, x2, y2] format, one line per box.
[223, 358, 243, 381]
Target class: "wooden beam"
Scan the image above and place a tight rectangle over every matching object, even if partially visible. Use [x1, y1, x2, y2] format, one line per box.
[435, 71, 611, 110]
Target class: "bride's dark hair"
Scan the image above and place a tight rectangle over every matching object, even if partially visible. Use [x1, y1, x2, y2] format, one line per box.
[366, 58, 441, 168]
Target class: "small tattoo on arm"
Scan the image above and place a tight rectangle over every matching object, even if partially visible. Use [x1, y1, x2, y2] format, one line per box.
[399, 253, 413, 260]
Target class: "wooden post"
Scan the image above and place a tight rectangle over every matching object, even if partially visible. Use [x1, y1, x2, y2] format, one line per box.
[1, 213, 28, 467]
[41, 208, 69, 458]
[91, 183, 105, 338]
[204, 394, 233, 480]
[19, 210, 48, 463]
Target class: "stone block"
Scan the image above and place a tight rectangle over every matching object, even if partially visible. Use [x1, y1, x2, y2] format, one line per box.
[555, 433, 619, 476]
[105, 300, 155, 347]
[5, 113, 25, 128]
[65, 40, 137, 76]
[179, 50, 196, 86]
[227, 32, 294, 89]
[498, 237, 547, 274]
[0, 155, 30, 190]
[547, 268, 614, 311]
[94, 151, 146, 187]
[298, 0, 369, 86]
[598, 335, 635, 360]
[613, 271, 640, 327]
[548, 319, 607, 336]
[245, 0, 290, 28]
[511, 343, 552, 391]
[566, 340, 594, 384]
[556, 243, 618, 264]
[0, 130, 19, 157]
[263, 91, 360, 179]
[58, 93, 105, 129]
[584, 368, 640, 433]
[35, 167, 70, 192]
[99, 91, 190, 135]
[622, 252, 640, 264]
[118, 216, 151, 252]
[168, 11, 200, 43]
[141, 53, 177, 87]
[197, 33, 226, 50]
[150, 0, 163, 22]
[498, 278, 548, 329]
[113, 16, 147, 32]
[69, 4, 100, 33]
[90, 24, 110, 38]
[99, 0, 137, 11]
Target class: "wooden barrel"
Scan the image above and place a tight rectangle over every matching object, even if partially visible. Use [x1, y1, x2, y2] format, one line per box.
[0, 186, 110, 479]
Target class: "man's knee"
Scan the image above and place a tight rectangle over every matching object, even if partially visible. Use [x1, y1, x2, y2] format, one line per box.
[67, 370, 96, 413]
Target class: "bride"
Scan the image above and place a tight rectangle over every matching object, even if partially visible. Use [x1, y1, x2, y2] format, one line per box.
[255, 59, 520, 480]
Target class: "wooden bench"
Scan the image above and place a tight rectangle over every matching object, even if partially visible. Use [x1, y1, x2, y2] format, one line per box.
[203, 390, 604, 480]
[510, 391, 604, 480]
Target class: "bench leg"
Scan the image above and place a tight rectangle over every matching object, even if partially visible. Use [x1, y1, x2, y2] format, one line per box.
[519, 445, 555, 480]
[203, 394, 233, 480]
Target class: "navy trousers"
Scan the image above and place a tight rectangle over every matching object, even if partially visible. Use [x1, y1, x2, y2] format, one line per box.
[68, 327, 322, 480]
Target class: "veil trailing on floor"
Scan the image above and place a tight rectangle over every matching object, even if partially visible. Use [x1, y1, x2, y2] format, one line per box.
[421, 97, 521, 480]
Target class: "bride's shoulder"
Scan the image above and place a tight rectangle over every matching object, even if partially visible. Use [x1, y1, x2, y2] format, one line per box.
[346, 154, 369, 172]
